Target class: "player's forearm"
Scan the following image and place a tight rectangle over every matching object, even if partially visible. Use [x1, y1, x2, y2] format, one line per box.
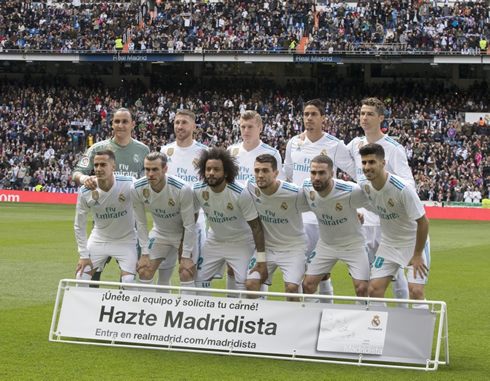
[414, 215, 429, 257]
[247, 217, 265, 253]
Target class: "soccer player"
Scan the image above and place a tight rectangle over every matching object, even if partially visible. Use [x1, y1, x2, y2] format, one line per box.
[246, 154, 308, 301]
[131, 152, 197, 293]
[72, 108, 149, 283]
[74, 150, 137, 287]
[193, 147, 267, 293]
[347, 97, 414, 307]
[160, 109, 208, 288]
[359, 144, 430, 308]
[302, 155, 371, 302]
[226, 110, 284, 294]
[284, 99, 356, 302]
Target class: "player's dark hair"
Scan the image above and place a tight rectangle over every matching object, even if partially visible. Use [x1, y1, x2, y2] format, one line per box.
[114, 107, 134, 122]
[359, 143, 385, 160]
[311, 154, 333, 171]
[195, 147, 238, 183]
[145, 152, 168, 168]
[255, 154, 277, 171]
[95, 149, 115, 162]
[304, 99, 325, 116]
[361, 97, 385, 117]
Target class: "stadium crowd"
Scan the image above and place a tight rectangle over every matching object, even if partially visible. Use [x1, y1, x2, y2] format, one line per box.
[0, 74, 489, 204]
[0, 0, 489, 54]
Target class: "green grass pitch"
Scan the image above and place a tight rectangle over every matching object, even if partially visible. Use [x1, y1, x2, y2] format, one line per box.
[1, 203, 489, 380]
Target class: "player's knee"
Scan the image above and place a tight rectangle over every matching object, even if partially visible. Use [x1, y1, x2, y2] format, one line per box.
[246, 279, 261, 292]
[179, 270, 194, 283]
[368, 283, 384, 298]
[355, 282, 368, 297]
[285, 283, 299, 294]
[409, 285, 425, 300]
[302, 279, 317, 294]
[138, 267, 153, 280]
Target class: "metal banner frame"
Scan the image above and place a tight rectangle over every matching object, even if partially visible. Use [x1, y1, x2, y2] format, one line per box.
[49, 279, 449, 371]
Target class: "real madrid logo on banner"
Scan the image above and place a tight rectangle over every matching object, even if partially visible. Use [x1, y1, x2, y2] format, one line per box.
[119, 194, 125, 202]
[358, 141, 364, 150]
[365, 185, 370, 194]
[203, 191, 209, 201]
[310, 191, 315, 201]
[371, 315, 381, 327]
[92, 191, 99, 201]
[167, 148, 174, 157]
[280, 202, 288, 210]
[227, 203, 234, 211]
[255, 188, 261, 197]
[143, 189, 150, 199]
[388, 198, 394, 207]
[168, 198, 175, 207]
[321, 149, 327, 156]
[233, 148, 239, 156]
[335, 202, 343, 212]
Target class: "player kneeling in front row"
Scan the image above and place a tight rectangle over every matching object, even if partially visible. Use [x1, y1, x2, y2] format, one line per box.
[246, 154, 308, 301]
[131, 152, 197, 294]
[359, 144, 430, 308]
[193, 147, 267, 294]
[302, 155, 371, 303]
[74, 150, 137, 287]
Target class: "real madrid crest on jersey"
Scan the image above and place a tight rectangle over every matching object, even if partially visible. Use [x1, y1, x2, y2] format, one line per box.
[119, 194, 125, 202]
[255, 188, 261, 197]
[321, 149, 327, 156]
[106, 145, 114, 151]
[310, 191, 315, 201]
[192, 158, 198, 167]
[133, 154, 139, 163]
[92, 191, 99, 201]
[388, 198, 394, 207]
[143, 188, 150, 199]
[227, 202, 234, 211]
[365, 185, 370, 194]
[167, 148, 174, 156]
[168, 198, 175, 207]
[233, 148, 239, 156]
[297, 140, 304, 147]
[203, 191, 209, 201]
[358, 141, 364, 150]
[280, 202, 288, 210]
[335, 202, 343, 212]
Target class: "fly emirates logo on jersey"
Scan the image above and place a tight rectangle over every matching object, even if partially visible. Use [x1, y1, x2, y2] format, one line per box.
[175, 167, 199, 183]
[98, 291, 278, 336]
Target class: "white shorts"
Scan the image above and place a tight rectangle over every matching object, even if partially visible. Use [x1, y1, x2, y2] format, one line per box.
[371, 237, 431, 285]
[306, 239, 370, 281]
[195, 237, 255, 284]
[87, 240, 137, 274]
[156, 219, 206, 270]
[361, 225, 382, 263]
[247, 248, 307, 286]
[304, 221, 319, 257]
[149, 239, 179, 270]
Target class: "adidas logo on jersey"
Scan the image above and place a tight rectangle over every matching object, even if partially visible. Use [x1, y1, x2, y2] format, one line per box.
[144, 200, 150, 204]
[94, 201, 100, 206]
[204, 202, 210, 207]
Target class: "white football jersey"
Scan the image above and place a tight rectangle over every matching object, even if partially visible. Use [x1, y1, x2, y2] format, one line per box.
[302, 178, 370, 249]
[131, 174, 196, 258]
[161, 141, 208, 185]
[348, 135, 415, 226]
[359, 173, 426, 247]
[284, 133, 356, 185]
[193, 181, 258, 242]
[228, 142, 285, 184]
[74, 175, 136, 258]
[247, 179, 308, 251]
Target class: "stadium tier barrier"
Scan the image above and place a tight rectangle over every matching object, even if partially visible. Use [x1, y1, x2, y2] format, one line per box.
[1, 190, 490, 220]
[50, 279, 449, 371]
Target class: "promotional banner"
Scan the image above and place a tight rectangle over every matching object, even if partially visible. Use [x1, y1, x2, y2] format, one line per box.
[54, 287, 436, 364]
[0, 190, 77, 204]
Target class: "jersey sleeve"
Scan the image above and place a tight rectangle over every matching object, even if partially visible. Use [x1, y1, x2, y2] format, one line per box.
[284, 139, 294, 182]
[130, 185, 150, 255]
[402, 185, 426, 221]
[179, 184, 197, 259]
[238, 188, 259, 222]
[389, 145, 415, 188]
[334, 141, 356, 179]
[71, 146, 96, 180]
[296, 186, 311, 213]
[74, 189, 90, 258]
[349, 183, 372, 209]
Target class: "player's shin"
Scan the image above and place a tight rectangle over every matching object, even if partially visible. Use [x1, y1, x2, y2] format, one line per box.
[392, 268, 409, 308]
[319, 278, 334, 304]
